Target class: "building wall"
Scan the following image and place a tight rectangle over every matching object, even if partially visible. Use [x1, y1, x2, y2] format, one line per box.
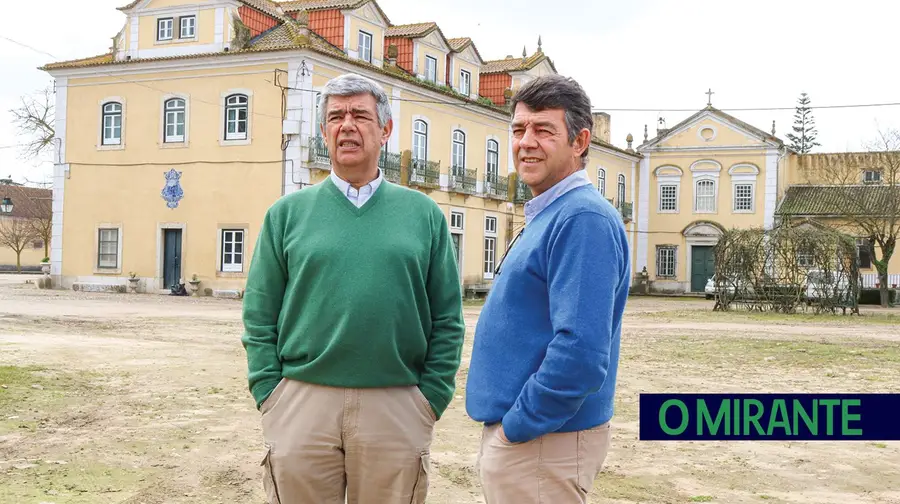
[59, 62, 285, 291]
[449, 55, 480, 98]
[415, 42, 447, 85]
[0, 216, 47, 270]
[138, 6, 216, 50]
[346, 16, 385, 65]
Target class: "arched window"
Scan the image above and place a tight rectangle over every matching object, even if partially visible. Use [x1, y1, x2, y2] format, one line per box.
[597, 168, 606, 196]
[451, 130, 466, 171]
[695, 179, 716, 212]
[224, 94, 248, 140]
[617, 174, 626, 206]
[164, 98, 186, 143]
[101, 102, 122, 145]
[413, 120, 428, 161]
[486, 139, 499, 178]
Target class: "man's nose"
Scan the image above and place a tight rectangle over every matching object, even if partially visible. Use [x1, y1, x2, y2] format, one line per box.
[519, 127, 538, 148]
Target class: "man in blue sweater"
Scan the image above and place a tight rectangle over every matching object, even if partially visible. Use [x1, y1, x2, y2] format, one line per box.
[466, 74, 631, 502]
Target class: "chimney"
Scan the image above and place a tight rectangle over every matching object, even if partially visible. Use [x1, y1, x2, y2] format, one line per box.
[386, 43, 398, 67]
[591, 112, 610, 144]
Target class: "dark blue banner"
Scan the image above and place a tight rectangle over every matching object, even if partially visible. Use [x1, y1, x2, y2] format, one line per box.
[639, 394, 900, 441]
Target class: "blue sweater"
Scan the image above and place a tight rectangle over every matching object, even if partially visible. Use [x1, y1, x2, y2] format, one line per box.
[465, 184, 631, 443]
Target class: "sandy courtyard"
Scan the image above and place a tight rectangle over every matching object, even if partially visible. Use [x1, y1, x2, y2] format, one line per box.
[1, 274, 899, 503]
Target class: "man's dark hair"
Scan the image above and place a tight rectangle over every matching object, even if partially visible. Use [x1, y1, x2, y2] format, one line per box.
[509, 74, 593, 168]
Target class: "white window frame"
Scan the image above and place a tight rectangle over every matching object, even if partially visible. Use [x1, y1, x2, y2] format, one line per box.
[659, 184, 678, 212]
[460, 69, 471, 96]
[220, 229, 245, 273]
[486, 139, 499, 178]
[425, 55, 437, 83]
[451, 129, 466, 171]
[656, 245, 677, 278]
[157, 18, 174, 41]
[655, 165, 683, 214]
[598, 167, 606, 196]
[412, 117, 429, 161]
[694, 178, 717, 213]
[358, 30, 373, 63]
[450, 210, 464, 230]
[160, 94, 190, 147]
[864, 170, 882, 184]
[98, 97, 125, 150]
[180, 15, 196, 39]
[732, 182, 754, 213]
[94, 223, 124, 275]
[617, 174, 626, 207]
[223, 92, 250, 142]
[484, 215, 498, 280]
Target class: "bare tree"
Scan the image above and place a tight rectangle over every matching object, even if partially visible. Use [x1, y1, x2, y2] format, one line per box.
[804, 129, 900, 307]
[9, 86, 55, 160]
[0, 218, 38, 272]
[29, 199, 52, 259]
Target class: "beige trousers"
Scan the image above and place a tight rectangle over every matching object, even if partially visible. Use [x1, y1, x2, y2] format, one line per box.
[475, 422, 611, 503]
[258, 378, 436, 504]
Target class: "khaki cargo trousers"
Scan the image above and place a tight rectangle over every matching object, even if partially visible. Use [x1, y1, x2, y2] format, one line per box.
[258, 378, 436, 504]
[476, 422, 611, 503]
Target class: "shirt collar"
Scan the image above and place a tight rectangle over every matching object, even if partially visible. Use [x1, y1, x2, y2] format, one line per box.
[330, 168, 384, 197]
[524, 169, 592, 224]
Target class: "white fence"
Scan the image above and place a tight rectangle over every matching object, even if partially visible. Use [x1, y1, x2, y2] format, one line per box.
[860, 273, 900, 288]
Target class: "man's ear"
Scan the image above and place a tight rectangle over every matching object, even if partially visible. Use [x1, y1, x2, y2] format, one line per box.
[573, 127, 591, 157]
[382, 118, 393, 145]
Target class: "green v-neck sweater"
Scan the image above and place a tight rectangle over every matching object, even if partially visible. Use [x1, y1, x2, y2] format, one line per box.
[241, 177, 465, 419]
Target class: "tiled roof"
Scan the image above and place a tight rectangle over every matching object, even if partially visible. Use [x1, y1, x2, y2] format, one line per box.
[776, 185, 900, 216]
[386, 22, 437, 38]
[640, 106, 782, 149]
[482, 51, 554, 74]
[0, 183, 52, 220]
[447, 37, 469, 51]
[242, 0, 287, 18]
[279, 0, 391, 24]
[116, 0, 142, 11]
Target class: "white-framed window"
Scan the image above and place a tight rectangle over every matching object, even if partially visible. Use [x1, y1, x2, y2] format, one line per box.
[485, 216, 497, 234]
[224, 94, 249, 141]
[220, 229, 244, 272]
[413, 119, 428, 160]
[598, 168, 606, 196]
[157, 18, 174, 41]
[617, 174, 626, 206]
[101, 102, 122, 146]
[452, 130, 466, 171]
[733, 183, 753, 212]
[656, 246, 677, 278]
[180, 16, 196, 38]
[864, 170, 882, 184]
[659, 184, 678, 212]
[164, 98, 186, 143]
[460, 70, 471, 96]
[695, 178, 716, 212]
[450, 210, 464, 230]
[486, 139, 499, 177]
[425, 56, 437, 83]
[484, 215, 498, 279]
[98, 228, 119, 269]
[358, 30, 373, 63]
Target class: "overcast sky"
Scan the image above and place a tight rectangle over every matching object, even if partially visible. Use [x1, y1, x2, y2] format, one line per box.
[2, 0, 899, 186]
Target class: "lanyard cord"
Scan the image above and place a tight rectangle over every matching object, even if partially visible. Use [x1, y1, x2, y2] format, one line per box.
[494, 226, 525, 276]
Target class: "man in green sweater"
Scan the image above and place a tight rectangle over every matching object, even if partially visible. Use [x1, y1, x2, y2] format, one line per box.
[241, 73, 465, 504]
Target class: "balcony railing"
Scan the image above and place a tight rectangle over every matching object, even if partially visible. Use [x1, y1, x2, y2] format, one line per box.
[408, 158, 441, 189]
[379, 151, 402, 184]
[308, 136, 330, 167]
[448, 166, 477, 195]
[514, 179, 533, 203]
[484, 173, 508, 200]
[619, 201, 633, 221]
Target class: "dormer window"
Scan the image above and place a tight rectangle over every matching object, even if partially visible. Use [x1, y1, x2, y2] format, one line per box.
[157, 18, 174, 41]
[180, 16, 196, 39]
[358, 31, 372, 63]
[460, 70, 471, 96]
[425, 56, 437, 83]
[864, 170, 882, 184]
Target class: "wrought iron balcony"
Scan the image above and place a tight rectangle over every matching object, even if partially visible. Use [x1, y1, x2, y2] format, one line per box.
[408, 158, 441, 189]
[378, 151, 402, 184]
[514, 179, 533, 204]
[484, 173, 508, 200]
[449, 166, 477, 195]
[308, 135, 331, 167]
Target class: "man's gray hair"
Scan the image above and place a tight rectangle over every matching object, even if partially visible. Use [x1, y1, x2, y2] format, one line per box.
[317, 73, 392, 128]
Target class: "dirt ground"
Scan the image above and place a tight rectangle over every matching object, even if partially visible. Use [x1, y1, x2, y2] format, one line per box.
[1, 274, 899, 504]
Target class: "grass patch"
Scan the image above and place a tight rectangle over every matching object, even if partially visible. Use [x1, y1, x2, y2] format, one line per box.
[0, 365, 102, 434]
[871, 442, 888, 449]
[0, 459, 154, 504]
[690, 497, 715, 502]
[592, 472, 683, 503]
[647, 308, 900, 326]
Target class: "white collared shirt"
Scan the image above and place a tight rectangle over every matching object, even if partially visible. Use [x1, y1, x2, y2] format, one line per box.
[330, 169, 384, 208]
[523, 169, 593, 224]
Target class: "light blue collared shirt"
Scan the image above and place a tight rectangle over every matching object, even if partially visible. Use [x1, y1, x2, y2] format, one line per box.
[523, 169, 593, 224]
[329, 169, 384, 208]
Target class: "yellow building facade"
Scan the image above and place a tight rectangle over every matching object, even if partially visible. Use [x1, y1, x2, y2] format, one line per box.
[40, 0, 639, 295]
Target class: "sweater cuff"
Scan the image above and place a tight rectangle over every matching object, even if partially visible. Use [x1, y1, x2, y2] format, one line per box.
[251, 378, 282, 411]
[419, 383, 451, 421]
[500, 408, 537, 444]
